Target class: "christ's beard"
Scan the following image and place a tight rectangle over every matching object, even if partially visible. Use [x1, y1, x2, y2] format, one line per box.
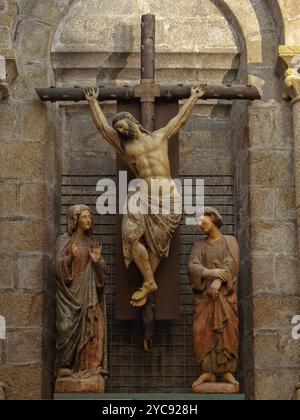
[117, 123, 136, 143]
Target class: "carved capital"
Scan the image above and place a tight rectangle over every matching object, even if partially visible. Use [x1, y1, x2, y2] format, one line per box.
[276, 45, 300, 102]
[284, 68, 300, 103]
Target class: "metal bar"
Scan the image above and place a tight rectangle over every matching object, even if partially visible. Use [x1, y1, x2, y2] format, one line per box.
[36, 84, 261, 102]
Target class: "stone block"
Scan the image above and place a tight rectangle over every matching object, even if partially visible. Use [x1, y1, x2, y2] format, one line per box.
[275, 187, 296, 220]
[19, 104, 50, 143]
[253, 296, 300, 329]
[284, 20, 300, 45]
[67, 119, 110, 153]
[0, 103, 17, 142]
[21, 0, 63, 25]
[252, 256, 299, 295]
[279, 330, 300, 367]
[0, 255, 14, 289]
[255, 370, 299, 400]
[16, 254, 44, 291]
[0, 143, 44, 180]
[248, 66, 282, 101]
[253, 332, 280, 370]
[0, 183, 17, 216]
[19, 182, 55, 220]
[180, 148, 231, 176]
[16, 19, 52, 61]
[0, 220, 53, 253]
[251, 256, 276, 294]
[0, 292, 43, 328]
[274, 257, 299, 295]
[70, 152, 116, 176]
[251, 222, 296, 257]
[0, 366, 44, 400]
[250, 150, 294, 188]
[5, 329, 42, 365]
[0, 26, 11, 49]
[249, 103, 276, 149]
[250, 187, 276, 221]
[11, 60, 48, 102]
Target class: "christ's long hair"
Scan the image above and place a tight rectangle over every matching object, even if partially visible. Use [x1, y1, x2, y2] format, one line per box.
[112, 112, 151, 136]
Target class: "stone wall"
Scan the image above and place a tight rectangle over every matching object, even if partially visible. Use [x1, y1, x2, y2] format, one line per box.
[0, 0, 299, 400]
[0, 0, 76, 400]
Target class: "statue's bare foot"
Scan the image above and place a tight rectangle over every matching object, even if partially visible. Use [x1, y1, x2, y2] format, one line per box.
[130, 282, 158, 307]
[222, 373, 239, 385]
[131, 296, 148, 307]
[192, 373, 216, 388]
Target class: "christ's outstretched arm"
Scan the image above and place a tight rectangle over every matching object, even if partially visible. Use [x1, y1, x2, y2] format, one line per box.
[161, 84, 206, 140]
[84, 87, 123, 154]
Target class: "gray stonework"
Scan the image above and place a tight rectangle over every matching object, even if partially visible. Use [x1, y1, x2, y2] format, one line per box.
[0, 0, 299, 400]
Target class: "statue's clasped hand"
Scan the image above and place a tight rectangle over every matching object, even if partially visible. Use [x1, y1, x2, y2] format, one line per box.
[207, 286, 219, 301]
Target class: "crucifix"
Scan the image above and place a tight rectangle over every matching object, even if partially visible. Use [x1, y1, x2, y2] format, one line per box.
[37, 15, 260, 351]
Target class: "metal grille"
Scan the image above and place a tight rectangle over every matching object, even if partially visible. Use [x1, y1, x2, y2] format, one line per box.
[61, 174, 235, 393]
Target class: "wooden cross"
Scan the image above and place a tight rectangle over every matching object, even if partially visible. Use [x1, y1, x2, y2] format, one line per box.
[37, 15, 260, 345]
[36, 15, 260, 106]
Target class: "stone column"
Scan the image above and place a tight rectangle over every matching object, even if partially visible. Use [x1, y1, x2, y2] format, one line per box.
[277, 46, 300, 401]
[277, 46, 300, 256]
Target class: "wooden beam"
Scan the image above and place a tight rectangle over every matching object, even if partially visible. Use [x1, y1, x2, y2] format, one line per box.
[36, 84, 261, 103]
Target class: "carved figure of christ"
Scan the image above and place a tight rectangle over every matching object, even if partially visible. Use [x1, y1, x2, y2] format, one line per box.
[84, 85, 206, 307]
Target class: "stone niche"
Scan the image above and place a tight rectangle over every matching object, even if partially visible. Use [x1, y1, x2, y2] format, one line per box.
[51, 0, 249, 395]
[52, 0, 240, 176]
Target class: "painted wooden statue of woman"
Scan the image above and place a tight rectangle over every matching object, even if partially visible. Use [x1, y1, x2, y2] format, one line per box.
[54, 205, 107, 394]
[188, 207, 240, 394]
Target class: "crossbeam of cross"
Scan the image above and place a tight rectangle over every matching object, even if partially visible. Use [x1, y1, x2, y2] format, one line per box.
[36, 14, 260, 128]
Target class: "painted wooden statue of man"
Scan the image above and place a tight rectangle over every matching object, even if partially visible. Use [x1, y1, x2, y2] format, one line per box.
[54, 205, 107, 393]
[84, 85, 206, 309]
[188, 207, 240, 393]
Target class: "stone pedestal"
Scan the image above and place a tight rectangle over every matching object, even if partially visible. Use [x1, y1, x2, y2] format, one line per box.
[55, 375, 105, 394]
[192, 382, 240, 395]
